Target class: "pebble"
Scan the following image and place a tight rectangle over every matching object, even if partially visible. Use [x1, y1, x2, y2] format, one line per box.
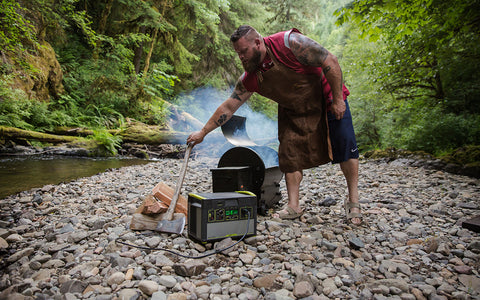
[0, 156, 479, 299]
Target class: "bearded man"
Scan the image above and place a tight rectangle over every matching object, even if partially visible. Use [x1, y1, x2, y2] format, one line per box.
[187, 25, 362, 225]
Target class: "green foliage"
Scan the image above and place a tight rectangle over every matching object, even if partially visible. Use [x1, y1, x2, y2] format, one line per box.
[89, 129, 122, 155]
[247, 94, 277, 121]
[0, 77, 34, 129]
[0, 75, 78, 131]
[142, 66, 179, 98]
[381, 107, 480, 154]
[0, 0, 38, 53]
[2, 0, 478, 158]
[337, 0, 480, 154]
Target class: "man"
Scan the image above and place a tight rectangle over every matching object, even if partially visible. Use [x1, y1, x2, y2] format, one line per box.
[187, 25, 361, 225]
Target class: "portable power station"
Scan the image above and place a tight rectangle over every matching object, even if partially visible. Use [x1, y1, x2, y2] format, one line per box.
[187, 191, 257, 243]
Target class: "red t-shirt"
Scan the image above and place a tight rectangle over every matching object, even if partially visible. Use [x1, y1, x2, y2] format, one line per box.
[241, 28, 349, 107]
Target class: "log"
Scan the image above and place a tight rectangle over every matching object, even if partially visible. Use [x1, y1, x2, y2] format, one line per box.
[179, 111, 204, 131]
[0, 125, 189, 145]
[135, 194, 168, 215]
[120, 127, 189, 145]
[152, 182, 188, 216]
[0, 126, 84, 143]
[52, 127, 120, 137]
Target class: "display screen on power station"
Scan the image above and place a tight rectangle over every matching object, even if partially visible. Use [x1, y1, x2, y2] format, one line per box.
[226, 209, 238, 216]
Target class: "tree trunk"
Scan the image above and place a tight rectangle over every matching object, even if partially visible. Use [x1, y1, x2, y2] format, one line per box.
[51, 127, 119, 137]
[0, 126, 83, 143]
[143, 28, 158, 76]
[93, 0, 114, 60]
[0, 126, 187, 145]
[134, 26, 146, 74]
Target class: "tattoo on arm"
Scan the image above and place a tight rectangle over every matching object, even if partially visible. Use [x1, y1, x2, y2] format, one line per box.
[215, 114, 227, 126]
[323, 66, 331, 75]
[231, 91, 242, 101]
[289, 33, 329, 67]
[230, 80, 247, 101]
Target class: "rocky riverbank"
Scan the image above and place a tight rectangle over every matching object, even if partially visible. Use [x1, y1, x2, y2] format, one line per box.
[0, 155, 479, 299]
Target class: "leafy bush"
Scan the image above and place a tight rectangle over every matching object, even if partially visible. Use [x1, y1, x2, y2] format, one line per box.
[381, 106, 480, 154]
[0, 77, 33, 129]
[0, 75, 82, 130]
[89, 129, 122, 156]
[0, 0, 38, 54]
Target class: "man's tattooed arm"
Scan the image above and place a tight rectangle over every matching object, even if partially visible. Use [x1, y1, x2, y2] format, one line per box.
[289, 32, 329, 67]
[230, 79, 249, 102]
[214, 114, 228, 126]
[289, 32, 346, 119]
[210, 78, 252, 127]
[289, 32, 343, 90]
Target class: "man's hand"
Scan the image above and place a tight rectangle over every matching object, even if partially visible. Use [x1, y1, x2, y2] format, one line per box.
[330, 100, 346, 120]
[187, 130, 206, 145]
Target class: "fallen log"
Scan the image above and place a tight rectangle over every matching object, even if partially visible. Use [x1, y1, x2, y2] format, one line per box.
[0, 126, 84, 143]
[120, 126, 188, 145]
[52, 127, 120, 137]
[0, 125, 189, 145]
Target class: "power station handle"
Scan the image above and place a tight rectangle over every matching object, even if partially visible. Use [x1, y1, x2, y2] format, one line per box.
[166, 143, 194, 220]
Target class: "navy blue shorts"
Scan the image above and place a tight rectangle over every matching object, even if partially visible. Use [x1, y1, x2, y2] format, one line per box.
[327, 100, 359, 164]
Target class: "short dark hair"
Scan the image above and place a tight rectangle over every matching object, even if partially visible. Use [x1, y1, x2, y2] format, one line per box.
[230, 25, 255, 43]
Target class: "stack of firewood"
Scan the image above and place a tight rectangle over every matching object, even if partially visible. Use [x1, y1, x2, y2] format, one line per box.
[130, 182, 188, 231]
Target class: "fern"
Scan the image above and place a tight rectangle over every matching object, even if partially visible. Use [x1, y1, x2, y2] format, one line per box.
[89, 129, 122, 155]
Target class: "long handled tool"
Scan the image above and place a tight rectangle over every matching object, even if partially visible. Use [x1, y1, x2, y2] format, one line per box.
[155, 143, 194, 234]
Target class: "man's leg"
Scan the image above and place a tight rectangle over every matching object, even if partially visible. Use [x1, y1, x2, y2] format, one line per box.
[328, 100, 361, 224]
[274, 171, 304, 216]
[340, 158, 361, 225]
[285, 171, 303, 212]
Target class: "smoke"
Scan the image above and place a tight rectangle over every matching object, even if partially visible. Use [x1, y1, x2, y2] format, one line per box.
[175, 86, 279, 148]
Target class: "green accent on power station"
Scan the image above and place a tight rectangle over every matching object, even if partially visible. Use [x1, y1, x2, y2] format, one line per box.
[188, 193, 206, 200]
[235, 191, 256, 197]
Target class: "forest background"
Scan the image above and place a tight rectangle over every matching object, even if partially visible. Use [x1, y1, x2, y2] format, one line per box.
[1, 0, 479, 161]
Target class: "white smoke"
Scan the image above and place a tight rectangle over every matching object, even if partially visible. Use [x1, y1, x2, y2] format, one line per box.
[175, 86, 279, 148]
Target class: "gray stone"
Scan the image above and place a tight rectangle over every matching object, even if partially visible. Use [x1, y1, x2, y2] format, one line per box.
[158, 275, 176, 288]
[293, 281, 314, 298]
[107, 272, 125, 286]
[59, 280, 88, 294]
[138, 280, 159, 296]
[348, 237, 364, 249]
[173, 260, 206, 277]
[7, 247, 35, 263]
[117, 288, 140, 300]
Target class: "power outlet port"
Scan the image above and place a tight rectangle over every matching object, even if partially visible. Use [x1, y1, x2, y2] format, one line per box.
[240, 207, 253, 219]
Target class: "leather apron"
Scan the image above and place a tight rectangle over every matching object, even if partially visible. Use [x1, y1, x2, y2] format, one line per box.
[257, 46, 332, 172]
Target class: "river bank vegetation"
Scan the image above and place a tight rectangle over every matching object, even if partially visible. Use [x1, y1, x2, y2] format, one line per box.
[1, 0, 479, 162]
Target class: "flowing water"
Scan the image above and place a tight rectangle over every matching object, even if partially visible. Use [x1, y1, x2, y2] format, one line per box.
[0, 156, 150, 199]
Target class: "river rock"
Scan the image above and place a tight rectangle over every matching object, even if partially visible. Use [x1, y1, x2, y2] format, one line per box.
[138, 280, 159, 296]
[173, 260, 206, 277]
[0, 156, 479, 299]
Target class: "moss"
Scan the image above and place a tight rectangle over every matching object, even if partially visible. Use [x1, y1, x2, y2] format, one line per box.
[439, 145, 480, 165]
[363, 147, 432, 160]
[67, 139, 113, 157]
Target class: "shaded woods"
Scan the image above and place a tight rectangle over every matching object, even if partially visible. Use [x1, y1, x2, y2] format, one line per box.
[1, 0, 479, 161]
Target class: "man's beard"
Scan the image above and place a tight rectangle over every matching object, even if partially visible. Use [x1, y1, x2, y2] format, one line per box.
[242, 49, 262, 73]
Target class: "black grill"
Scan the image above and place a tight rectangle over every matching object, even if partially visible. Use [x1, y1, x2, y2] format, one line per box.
[211, 145, 283, 215]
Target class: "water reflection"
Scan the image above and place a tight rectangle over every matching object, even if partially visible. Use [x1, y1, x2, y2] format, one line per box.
[0, 156, 150, 199]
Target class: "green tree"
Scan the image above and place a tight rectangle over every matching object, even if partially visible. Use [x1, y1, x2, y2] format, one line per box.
[0, 0, 38, 54]
[337, 0, 480, 153]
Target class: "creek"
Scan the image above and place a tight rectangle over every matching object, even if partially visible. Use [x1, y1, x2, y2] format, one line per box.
[0, 156, 150, 199]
